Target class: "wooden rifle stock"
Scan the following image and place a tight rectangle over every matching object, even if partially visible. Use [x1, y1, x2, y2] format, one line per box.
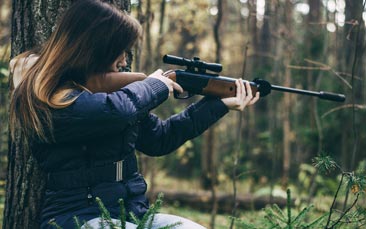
[167, 70, 259, 99]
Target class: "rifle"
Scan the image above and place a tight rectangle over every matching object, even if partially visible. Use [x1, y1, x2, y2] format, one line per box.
[163, 54, 346, 102]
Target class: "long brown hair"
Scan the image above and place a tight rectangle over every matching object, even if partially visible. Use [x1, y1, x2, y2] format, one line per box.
[10, 0, 142, 145]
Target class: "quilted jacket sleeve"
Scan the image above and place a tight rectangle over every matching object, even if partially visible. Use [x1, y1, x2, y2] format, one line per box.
[52, 78, 169, 143]
[135, 97, 229, 156]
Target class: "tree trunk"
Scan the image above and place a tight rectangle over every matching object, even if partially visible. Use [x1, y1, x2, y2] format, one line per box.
[344, 0, 364, 171]
[282, 55, 292, 187]
[210, 0, 223, 228]
[341, 0, 365, 212]
[258, 0, 271, 68]
[305, 0, 323, 148]
[338, 0, 365, 171]
[154, 0, 166, 69]
[268, 0, 280, 203]
[143, 0, 153, 73]
[3, 1, 130, 228]
[281, 0, 293, 188]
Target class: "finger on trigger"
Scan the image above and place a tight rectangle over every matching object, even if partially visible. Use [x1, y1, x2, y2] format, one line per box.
[174, 82, 184, 93]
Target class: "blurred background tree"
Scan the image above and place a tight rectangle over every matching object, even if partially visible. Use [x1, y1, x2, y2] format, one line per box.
[130, 0, 365, 185]
[1, 0, 365, 228]
[0, 0, 11, 224]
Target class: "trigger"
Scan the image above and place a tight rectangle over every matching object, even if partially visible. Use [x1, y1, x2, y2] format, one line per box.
[174, 90, 191, 99]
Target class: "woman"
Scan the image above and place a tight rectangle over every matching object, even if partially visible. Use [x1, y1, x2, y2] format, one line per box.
[9, 0, 259, 228]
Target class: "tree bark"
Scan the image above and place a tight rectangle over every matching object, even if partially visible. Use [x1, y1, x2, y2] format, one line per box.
[154, 0, 166, 69]
[143, 0, 153, 73]
[304, 0, 324, 204]
[282, 59, 291, 187]
[281, 0, 293, 188]
[3, 1, 130, 228]
[209, 0, 223, 228]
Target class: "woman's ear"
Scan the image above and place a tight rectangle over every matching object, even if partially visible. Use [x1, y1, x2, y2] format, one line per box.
[109, 52, 127, 72]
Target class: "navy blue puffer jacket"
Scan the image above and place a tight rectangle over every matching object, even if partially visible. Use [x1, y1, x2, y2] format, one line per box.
[34, 78, 228, 228]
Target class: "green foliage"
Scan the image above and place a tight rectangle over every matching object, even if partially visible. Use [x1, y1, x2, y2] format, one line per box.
[73, 216, 82, 229]
[48, 193, 181, 229]
[119, 199, 126, 229]
[233, 155, 366, 229]
[95, 197, 118, 228]
[48, 219, 63, 229]
[312, 154, 339, 174]
[234, 189, 328, 229]
[313, 156, 366, 229]
[297, 163, 339, 197]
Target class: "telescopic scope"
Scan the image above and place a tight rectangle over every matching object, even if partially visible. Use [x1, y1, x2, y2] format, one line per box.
[163, 54, 223, 73]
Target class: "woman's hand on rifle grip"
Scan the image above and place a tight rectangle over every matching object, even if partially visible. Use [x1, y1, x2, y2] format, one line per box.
[221, 79, 260, 111]
[148, 69, 183, 95]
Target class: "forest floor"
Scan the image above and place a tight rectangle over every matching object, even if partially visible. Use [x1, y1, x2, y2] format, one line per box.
[0, 190, 239, 228]
[0, 174, 284, 228]
[0, 173, 364, 228]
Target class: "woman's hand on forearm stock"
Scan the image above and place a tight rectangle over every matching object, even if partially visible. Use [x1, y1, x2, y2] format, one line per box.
[221, 79, 260, 111]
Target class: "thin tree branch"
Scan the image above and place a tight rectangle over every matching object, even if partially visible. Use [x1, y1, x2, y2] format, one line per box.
[325, 173, 345, 228]
[286, 59, 352, 88]
[322, 104, 366, 118]
[329, 193, 360, 229]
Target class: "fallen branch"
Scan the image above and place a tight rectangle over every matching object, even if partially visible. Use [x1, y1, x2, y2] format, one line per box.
[147, 189, 291, 213]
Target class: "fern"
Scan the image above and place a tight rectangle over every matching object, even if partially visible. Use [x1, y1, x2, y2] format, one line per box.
[312, 154, 340, 174]
[271, 204, 287, 222]
[229, 216, 258, 229]
[291, 205, 313, 226]
[136, 193, 181, 229]
[48, 219, 63, 229]
[48, 192, 180, 229]
[304, 213, 328, 228]
[286, 189, 292, 228]
[95, 197, 118, 228]
[119, 199, 126, 229]
[232, 188, 327, 229]
[73, 216, 82, 228]
[128, 211, 140, 225]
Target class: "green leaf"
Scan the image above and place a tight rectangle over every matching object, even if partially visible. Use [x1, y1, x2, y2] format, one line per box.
[119, 199, 126, 229]
[129, 212, 140, 225]
[312, 155, 338, 174]
[271, 204, 287, 222]
[304, 213, 328, 228]
[95, 197, 117, 228]
[73, 216, 82, 229]
[229, 216, 258, 229]
[292, 205, 313, 225]
[48, 219, 63, 229]
[286, 189, 292, 226]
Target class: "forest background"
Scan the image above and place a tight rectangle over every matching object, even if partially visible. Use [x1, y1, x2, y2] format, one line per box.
[0, 0, 366, 228]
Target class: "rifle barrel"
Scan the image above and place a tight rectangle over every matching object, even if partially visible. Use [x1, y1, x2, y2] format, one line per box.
[270, 84, 346, 102]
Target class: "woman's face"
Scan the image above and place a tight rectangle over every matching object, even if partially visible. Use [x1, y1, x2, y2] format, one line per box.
[109, 52, 127, 72]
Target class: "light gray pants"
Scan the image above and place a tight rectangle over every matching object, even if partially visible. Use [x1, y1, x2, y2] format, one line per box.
[81, 213, 206, 229]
